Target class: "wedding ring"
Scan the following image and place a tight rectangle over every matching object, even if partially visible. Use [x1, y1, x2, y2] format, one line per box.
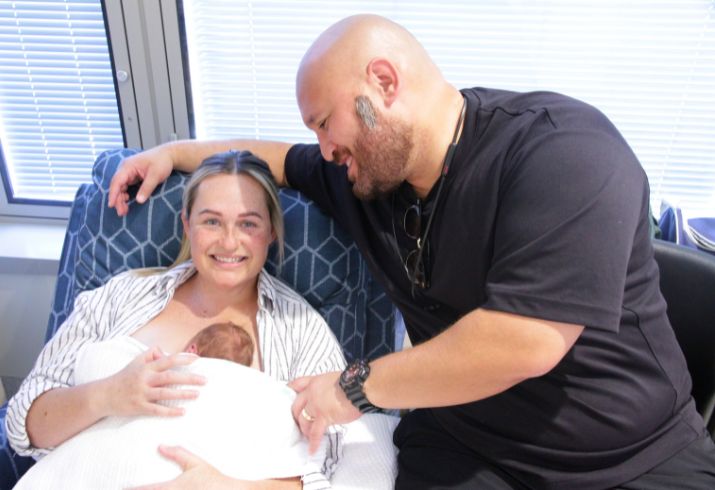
[301, 407, 315, 422]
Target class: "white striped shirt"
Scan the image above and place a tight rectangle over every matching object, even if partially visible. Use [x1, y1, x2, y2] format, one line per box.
[6, 261, 346, 489]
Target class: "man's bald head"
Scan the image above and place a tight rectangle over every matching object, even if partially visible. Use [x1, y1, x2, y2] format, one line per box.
[297, 14, 440, 103]
[295, 15, 464, 199]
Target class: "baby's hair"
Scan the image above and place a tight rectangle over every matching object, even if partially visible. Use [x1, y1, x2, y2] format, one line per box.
[189, 321, 254, 366]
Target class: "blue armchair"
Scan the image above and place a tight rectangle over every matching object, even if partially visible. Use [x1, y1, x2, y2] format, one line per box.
[0, 148, 395, 488]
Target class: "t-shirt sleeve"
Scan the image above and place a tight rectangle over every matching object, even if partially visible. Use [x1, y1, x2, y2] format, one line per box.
[284, 144, 351, 219]
[482, 125, 649, 332]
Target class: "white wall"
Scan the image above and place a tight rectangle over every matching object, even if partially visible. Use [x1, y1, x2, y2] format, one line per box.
[0, 1, 184, 402]
[0, 219, 64, 399]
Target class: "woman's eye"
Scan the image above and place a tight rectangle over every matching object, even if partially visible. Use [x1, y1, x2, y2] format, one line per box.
[204, 218, 220, 226]
[241, 221, 258, 229]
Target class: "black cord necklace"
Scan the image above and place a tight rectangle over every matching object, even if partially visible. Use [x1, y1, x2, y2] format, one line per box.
[392, 94, 467, 298]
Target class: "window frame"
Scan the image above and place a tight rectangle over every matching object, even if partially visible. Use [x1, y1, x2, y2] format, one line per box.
[0, 0, 191, 220]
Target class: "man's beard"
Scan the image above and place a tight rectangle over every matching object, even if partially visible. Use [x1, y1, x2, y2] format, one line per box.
[336, 96, 414, 200]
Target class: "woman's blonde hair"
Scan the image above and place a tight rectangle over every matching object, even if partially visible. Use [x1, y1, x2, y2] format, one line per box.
[171, 150, 284, 267]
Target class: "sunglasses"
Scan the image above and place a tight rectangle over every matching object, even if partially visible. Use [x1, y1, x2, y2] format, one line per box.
[400, 198, 433, 290]
[392, 95, 466, 297]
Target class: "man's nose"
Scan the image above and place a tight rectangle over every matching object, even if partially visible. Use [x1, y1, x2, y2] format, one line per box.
[317, 132, 336, 162]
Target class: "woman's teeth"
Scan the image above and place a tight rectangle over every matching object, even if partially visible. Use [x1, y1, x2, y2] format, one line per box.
[214, 255, 244, 263]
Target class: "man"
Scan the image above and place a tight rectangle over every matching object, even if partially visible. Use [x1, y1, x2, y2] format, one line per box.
[109, 14, 715, 490]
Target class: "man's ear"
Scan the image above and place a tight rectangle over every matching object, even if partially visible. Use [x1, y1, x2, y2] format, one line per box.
[366, 58, 399, 107]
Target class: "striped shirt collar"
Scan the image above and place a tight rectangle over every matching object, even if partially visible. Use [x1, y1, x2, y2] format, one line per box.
[155, 260, 278, 314]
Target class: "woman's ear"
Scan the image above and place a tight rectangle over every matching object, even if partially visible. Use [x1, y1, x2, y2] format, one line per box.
[181, 209, 189, 234]
[366, 58, 399, 107]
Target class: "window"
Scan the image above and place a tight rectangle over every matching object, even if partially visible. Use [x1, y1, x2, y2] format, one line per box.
[0, 0, 123, 210]
[182, 0, 715, 216]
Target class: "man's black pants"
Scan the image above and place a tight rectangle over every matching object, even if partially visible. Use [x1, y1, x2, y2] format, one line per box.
[394, 409, 715, 490]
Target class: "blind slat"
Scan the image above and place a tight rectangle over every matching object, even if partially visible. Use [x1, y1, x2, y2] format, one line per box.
[184, 0, 715, 216]
[0, 0, 123, 202]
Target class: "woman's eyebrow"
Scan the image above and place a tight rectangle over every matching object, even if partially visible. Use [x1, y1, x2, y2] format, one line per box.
[197, 208, 264, 219]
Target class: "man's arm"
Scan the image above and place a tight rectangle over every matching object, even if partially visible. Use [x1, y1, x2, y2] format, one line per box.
[290, 308, 584, 452]
[365, 308, 583, 408]
[108, 139, 292, 216]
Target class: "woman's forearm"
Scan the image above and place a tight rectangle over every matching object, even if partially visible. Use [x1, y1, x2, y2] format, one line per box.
[26, 378, 110, 449]
[253, 477, 302, 489]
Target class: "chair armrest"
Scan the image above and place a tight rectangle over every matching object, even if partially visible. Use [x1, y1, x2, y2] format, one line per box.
[0, 403, 35, 490]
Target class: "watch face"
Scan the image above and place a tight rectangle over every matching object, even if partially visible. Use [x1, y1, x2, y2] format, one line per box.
[341, 359, 369, 386]
[340, 359, 380, 413]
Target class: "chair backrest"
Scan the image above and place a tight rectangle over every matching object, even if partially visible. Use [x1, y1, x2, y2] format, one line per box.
[46, 148, 395, 362]
[653, 239, 715, 437]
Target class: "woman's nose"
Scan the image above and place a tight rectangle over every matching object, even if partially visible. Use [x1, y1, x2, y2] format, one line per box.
[220, 227, 240, 249]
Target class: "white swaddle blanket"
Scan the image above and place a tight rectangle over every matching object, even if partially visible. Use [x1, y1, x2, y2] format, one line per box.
[15, 336, 400, 489]
[15, 336, 323, 488]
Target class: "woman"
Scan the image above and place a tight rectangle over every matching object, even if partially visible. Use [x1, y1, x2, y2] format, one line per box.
[6, 150, 346, 489]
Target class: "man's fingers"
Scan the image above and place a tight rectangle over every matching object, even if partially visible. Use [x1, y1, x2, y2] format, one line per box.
[288, 376, 311, 392]
[107, 173, 128, 209]
[136, 173, 162, 204]
[308, 419, 329, 455]
[109, 164, 141, 206]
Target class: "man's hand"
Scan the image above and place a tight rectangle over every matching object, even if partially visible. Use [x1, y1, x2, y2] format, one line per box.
[288, 371, 361, 454]
[108, 145, 175, 216]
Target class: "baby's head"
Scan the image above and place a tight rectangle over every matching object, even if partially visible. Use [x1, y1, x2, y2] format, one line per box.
[184, 321, 254, 366]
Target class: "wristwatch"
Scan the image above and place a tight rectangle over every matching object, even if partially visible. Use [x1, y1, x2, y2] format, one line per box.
[339, 359, 381, 413]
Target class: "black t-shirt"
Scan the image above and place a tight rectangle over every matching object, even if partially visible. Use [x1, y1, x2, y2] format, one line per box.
[285, 87, 703, 489]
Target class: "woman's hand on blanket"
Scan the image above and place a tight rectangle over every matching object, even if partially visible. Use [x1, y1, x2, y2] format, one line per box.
[128, 445, 234, 490]
[130, 445, 301, 489]
[289, 372, 361, 454]
[102, 347, 206, 417]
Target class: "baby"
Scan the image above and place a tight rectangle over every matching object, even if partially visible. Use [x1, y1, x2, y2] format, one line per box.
[184, 321, 254, 367]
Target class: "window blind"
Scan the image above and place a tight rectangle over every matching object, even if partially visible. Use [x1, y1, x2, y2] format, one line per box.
[183, 0, 715, 216]
[0, 0, 123, 203]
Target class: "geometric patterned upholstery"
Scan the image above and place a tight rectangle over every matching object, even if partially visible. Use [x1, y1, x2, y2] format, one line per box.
[1, 148, 395, 489]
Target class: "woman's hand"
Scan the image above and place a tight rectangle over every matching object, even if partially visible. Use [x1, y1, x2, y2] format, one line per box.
[130, 445, 235, 490]
[130, 446, 301, 489]
[102, 347, 206, 418]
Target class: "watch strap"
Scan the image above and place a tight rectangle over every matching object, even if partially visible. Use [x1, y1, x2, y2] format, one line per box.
[340, 359, 381, 414]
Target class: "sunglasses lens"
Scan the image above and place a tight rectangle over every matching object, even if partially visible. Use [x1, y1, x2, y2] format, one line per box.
[403, 205, 421, 240]
[405, 248, 427, 288]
